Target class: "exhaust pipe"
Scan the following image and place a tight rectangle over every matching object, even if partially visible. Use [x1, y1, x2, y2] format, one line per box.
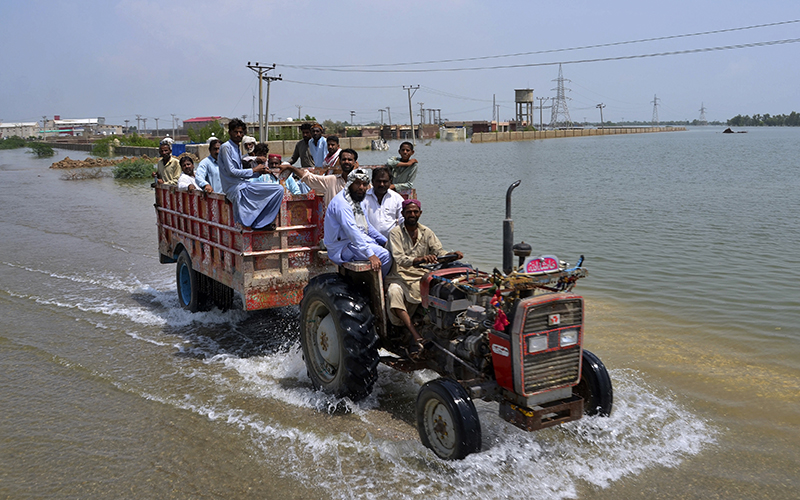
[503, 180, 521, 274]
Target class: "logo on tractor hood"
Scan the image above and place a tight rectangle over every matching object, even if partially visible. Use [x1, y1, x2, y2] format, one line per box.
[491, 344, 509, 357]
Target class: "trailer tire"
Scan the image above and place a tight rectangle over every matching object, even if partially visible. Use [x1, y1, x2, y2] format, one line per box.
[416, 378, 481, 460]
[176, 250, 201, 312]
[300, 274, 379, 401]
[574, 349, 613, 416]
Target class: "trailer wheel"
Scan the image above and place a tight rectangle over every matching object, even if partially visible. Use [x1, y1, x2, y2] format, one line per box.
[299, 274, 379, 401]
[176, 250, 201, 312]
[574, 349, 613, 416]
[416, 378, 481, 460]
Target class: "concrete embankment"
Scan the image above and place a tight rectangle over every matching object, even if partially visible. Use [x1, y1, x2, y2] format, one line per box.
[471, 126, 685, 143]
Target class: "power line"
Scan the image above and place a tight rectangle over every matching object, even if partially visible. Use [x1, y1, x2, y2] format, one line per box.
[278, 37, 800, 73]
[279, 19, 800, 69]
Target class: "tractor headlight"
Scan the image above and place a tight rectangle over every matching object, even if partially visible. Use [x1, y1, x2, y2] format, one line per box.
[560, 329, 578, 347]
[527, 334, 548, 353]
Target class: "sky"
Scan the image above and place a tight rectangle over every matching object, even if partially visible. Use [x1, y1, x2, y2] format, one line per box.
[1, 0, 799, 128]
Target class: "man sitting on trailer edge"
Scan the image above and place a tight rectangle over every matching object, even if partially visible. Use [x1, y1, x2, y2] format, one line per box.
[386, 199, 463, 358]
[323, 168, 392, 276]
[218, 118, 284, 231]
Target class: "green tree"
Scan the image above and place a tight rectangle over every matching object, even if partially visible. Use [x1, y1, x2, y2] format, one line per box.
[187, 120, 229, 143]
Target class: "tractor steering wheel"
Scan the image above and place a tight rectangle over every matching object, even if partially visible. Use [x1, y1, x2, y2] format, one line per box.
[415, 253, 460, 271]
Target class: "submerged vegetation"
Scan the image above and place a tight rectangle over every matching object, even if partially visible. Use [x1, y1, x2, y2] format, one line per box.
[28, 142, 55, 157]
[61, 168, 110, 181]
[112, 158, 155, 179]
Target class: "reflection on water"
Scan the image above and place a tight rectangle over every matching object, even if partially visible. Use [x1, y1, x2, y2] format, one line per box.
[0, 129, 798, 499]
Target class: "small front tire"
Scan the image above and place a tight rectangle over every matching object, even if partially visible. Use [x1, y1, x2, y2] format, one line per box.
[416, 378, 481, 460]
[573, 349, 613, 416]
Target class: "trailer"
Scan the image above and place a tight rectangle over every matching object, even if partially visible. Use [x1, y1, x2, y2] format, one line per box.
[153, 183, 333, 311]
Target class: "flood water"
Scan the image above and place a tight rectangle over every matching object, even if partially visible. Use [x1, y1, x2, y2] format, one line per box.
[1, 128, 798, 499]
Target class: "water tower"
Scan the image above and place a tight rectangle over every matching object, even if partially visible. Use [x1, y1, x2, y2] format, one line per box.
[515, 89, 534, 127]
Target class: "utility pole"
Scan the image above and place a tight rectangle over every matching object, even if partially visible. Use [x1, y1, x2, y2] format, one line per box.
[295, 105, 302, 121]
[246, 62, 276, 141]
[417, 102, 425, 125]
[124, 119, 129, 135]
[651, 94, 660, 125]
[404, 85, 419, 145]
[171, 114, 176, 138]
[596, 103, 606, 128]
[537, 97, 549, 130]
[136, 114, 141, 134]
[492, 94, 496, 122]
[387, 107, 391, 126]
[154, 117, 159, 137]
[262, 72, 281, 141]
[378, 108, 385, 125]
[270, 113, 275, 122]
[142, 118, 147, 135]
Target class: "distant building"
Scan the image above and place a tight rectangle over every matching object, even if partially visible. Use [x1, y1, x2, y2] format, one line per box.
[184, 116, 228, 132]
[43, 116, 113, 137]
[0, 122, 39, 138]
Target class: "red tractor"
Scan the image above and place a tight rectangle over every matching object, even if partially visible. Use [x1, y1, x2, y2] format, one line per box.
[299, 181, 613, 459]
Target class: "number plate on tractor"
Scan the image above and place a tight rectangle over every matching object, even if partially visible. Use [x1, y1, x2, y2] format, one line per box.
[522, 255, 560, 274]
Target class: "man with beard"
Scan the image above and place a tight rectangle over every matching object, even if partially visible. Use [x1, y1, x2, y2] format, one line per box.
[323, 168, 392, 276]
[279, 148, 358, 206]
[386, 199, 463, 357]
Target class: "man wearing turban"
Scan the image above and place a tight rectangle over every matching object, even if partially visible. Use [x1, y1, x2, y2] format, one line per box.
[322, 168, 392, 276]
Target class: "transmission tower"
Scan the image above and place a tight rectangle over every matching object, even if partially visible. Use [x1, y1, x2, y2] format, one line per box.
[698, 103, 708, 125]
[651, 94, 660, 125]
[550, 64, 572, 129]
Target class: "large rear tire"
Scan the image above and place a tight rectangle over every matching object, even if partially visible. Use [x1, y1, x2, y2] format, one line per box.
[299, 274, 379, 401]
[176, 251, 201, 312]
[416, 378, 482, 460]
[573, 349, 613, 416]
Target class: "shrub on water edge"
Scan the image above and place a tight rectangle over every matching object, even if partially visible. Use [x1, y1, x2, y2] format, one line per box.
[28, 142, 55, 157]
[112, 158, 155, 179]
[0, 136, 27, 150]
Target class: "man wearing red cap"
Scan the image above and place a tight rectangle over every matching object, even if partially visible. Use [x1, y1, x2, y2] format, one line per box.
[386, 199, 463, 358]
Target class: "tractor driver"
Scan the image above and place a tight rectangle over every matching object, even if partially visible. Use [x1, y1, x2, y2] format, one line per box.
[386, 199, 463, 358]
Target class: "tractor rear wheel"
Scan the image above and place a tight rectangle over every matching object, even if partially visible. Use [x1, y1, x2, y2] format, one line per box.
[573, 349, 613, 416]
[299, 274, 379, 401]
[416, 378, 481, 460]
[176, 251, 201, 312]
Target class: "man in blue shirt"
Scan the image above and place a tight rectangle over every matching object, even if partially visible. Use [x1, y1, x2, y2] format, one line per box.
[195, 138, 223, 193]
[308, 123, 328, 169]
[323, 168, 392, 276]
